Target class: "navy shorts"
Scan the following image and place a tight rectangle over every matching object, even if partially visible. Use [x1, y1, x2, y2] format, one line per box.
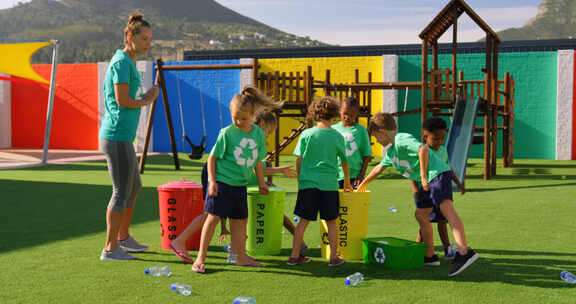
[201, 163, 208, 200]
[204, 181, 248, 219]
[414, 171, 453, 210]
[338, 178, 357, 189]
[429, 206, 447, 222]
[294, 188, 339, 221]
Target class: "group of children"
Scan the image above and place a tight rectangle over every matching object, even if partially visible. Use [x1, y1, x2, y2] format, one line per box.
[169, 86, 478, 277]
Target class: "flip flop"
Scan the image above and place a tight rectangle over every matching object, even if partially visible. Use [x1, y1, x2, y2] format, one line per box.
[168, 242, 193, 263]
[192, 263, 205, 273]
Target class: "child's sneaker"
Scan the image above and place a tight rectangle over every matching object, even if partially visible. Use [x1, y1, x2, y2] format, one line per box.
[448, 248, 479, 276]
[286, 255, 310, 266]
[328, 257, 345, 267]
[424, 254, 440, 266]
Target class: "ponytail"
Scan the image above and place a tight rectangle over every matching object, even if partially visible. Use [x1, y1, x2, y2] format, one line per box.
[230, 86, 283, 114]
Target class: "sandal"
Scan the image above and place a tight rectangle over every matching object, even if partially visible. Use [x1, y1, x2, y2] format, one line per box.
[191, 263, 205, 273]
[236, 260, 265, 267]
[169, 242, 193, 263]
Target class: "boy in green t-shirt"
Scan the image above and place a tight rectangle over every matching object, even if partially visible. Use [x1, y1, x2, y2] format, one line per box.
[332, 97, 372, 189]
[357, 112, 478, 277]
[287, 96, 352, 267]
[413, 117, 466, 261]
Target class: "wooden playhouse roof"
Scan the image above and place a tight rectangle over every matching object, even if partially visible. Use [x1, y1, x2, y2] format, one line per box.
[419, 0, 500, 43]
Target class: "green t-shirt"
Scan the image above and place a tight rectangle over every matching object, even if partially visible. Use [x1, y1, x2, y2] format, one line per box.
[99, 50, 142, 142]
[293, 127, 347, 191]
[380, 133, 450, 182]
[210, 124, 267, 187]
[332, 122, 372, 180]
[247, 160, 267, 187]
[433, 145, 450, 165]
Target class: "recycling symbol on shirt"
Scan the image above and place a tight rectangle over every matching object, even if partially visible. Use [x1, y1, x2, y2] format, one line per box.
[342, 132, 358, 157]
[374, 247, 387, 264]
[391, 156, 414, 178]
[234, 138, 258, 167]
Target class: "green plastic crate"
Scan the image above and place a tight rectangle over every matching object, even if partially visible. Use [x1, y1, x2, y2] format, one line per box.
[362, 237, 426, 269]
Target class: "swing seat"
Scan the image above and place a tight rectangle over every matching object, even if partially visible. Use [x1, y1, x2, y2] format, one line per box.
[188, 136, 206, 160]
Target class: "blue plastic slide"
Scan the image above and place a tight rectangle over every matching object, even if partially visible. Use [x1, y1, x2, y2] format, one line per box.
[445, 97, 482, 191]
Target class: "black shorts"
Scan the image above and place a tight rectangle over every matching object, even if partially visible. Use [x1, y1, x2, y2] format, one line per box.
[338, 178, 357, 189]
[201, 163, 208, 200]
[414, 171, 453, 209]
[294, 188, 339, 221]
[204, 181, 248, 219]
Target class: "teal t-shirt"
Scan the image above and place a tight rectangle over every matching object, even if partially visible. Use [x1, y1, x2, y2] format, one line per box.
[433, 146, 450, 165]
[293, 127, 347, 191]
[380, 133, 450, 182]
[332, 122, 372, 180]
[247, 160, 267, 187]
[210, 124, 267, 187]
[99, 49, 142, 142]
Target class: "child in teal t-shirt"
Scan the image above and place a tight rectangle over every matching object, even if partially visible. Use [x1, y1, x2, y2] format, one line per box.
[287, 96, 352, 267]
[357, 112, 478, 277]
[332, 97, 372, 189]
[412, 117, 466, 260]
[191, 86, 282, 273]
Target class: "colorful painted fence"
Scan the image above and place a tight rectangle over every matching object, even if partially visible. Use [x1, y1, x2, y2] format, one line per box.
[1, 49, 575, 161]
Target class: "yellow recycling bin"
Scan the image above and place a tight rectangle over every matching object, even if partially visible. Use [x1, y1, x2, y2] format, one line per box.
[320, 190, 370, 260]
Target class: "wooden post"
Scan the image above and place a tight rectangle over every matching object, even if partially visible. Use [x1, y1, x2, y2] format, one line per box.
[484, 36, 492, 180]
[306, 66, 313, 106]
[502, 72, 510, 168]
[452, 18, 458, 104]
[252, 58, 258, 87]
[275, 111, 280, 167]
[491, 39, 499, 176]
[139, 62, 161, 174]
[421, 39, 429, 130]
[325, 69, 331, 96]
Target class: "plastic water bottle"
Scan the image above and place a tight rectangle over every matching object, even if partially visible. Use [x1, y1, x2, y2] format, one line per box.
[233, 296, 256, 304]
[170, 282, 192, 296]
[227, 253, 238, 264]
[144, 266, 171, 277]
[223, 243, 231, 252]
[344, 272, 364, 286]
[388, 206, 397, 213]
[561, 271, 576, 284]
[293, 216, 300, 223]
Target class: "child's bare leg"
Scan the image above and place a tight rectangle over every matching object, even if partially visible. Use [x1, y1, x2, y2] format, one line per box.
[171, 213, 207, 250]
[283, 215, 296, 235]
[437, 221, 450, 248]
[325, 219, 340, 260]
[192, 213, 220, 271]
[439, 199, 468, 254]
[415, 208, 435, 257]
[230, 218, 262, 265]
[416, 229, 423, 242]
[290, 219, 309, 259]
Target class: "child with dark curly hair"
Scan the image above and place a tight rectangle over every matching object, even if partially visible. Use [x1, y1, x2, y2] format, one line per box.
[287, 96, 352, 267]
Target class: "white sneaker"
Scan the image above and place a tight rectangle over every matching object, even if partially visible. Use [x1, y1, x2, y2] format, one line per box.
[118, 235, 148, 253]
[100, 247, 138, 261]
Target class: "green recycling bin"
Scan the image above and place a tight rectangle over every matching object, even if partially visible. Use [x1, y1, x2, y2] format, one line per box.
[246, 186, 285, 255]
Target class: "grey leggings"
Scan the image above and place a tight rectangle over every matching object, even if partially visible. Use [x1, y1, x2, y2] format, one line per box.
[101, 139, 142, 213]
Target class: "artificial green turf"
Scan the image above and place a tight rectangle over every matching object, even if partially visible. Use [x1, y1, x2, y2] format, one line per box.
[1, 155, 575, 303]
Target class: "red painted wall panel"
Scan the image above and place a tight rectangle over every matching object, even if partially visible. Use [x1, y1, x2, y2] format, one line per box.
[11, 64, 99, 150]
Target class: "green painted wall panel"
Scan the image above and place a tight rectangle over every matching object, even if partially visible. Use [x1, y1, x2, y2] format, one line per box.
[397, 52, 557, 159]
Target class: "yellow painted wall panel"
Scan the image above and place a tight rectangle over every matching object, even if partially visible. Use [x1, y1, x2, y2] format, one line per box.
[260, 57, 384, 157]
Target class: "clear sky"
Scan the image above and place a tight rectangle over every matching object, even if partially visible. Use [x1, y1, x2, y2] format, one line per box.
[0, 0, 542, 45]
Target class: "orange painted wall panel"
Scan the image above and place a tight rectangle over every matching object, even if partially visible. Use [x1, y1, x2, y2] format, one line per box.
[11, 64, 99, 149]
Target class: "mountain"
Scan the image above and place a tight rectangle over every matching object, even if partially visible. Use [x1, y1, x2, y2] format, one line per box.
[497, 0, 576, 41]
[0, 0, 326, 63]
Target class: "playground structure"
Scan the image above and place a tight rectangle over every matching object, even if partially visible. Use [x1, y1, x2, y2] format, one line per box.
[255, 0, 515, 180]
[138, 59, 258, 173]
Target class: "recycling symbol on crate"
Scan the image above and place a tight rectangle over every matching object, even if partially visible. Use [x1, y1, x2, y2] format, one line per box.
[234, 138, 258, 167]
[374, 247, 386, 264]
